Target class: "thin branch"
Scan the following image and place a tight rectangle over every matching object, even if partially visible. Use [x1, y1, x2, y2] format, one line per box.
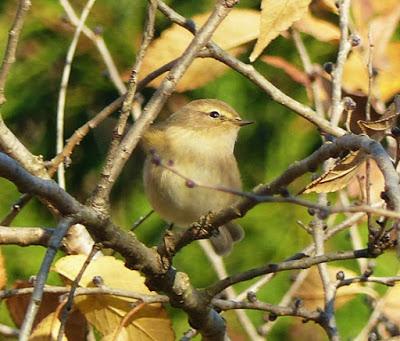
[0, 226, 52, 246]
[0, 285, 169, 303]
[0, 193, 32, 226]
[312, 194, 339, 340]
[330, 0, 352, 126]
[91, 0, 158, 209]
[0, 323, 19, 338]
[0, 0, 31, 105]
[198, 240, 263, 341]
[236, 210, 372, 305]
[207, 248, 371, 297]
[59, 0, 126, 94]
[212, 298, 322, 323]
[0, 117, 48, 178]
[57, 244, 101, 341]
[56, 0, 98, 190]
[338, 275, 400, 287]
[258, 269, 311, 336]
[292, 29, 324, 117]
[19, 216, 76, 341]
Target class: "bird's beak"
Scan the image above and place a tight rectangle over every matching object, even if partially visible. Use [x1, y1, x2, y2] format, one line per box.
[235, 119, 255, 127]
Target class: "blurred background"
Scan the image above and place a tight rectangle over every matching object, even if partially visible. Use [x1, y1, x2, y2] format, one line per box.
[0, 0, 399, 339]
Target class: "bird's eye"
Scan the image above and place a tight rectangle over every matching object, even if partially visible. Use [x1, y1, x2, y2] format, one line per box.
[209, 111, 220, 118]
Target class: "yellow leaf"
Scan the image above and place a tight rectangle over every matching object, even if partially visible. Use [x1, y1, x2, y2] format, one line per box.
[54, 255, 150, 293]
[342, 50, 369, 95]
[54, 256, 175, 341]
[294, 266, 378, 310]
[352, 0, 400, 32]
[293, 11, 340, 42]
[139, 9, 259, 92]
[376, 42, 400, 101]
[343, 43, 400, 102]
[249, 0, 312, 61]
[302, 151, 365, 194]
[30, 312, 67, 341]
[381, 283, 400, 324]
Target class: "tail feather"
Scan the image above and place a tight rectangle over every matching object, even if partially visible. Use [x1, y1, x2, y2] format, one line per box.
[210, 223, 244, 255]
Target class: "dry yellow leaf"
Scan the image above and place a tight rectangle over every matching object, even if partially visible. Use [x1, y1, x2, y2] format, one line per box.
[249, 0, 312, 62]
[77, 297, 174, 341]
[376, 42, 400, 102]
[352, 0, 400, 31]
[30, 312, 67, 341]
[347, 160, 385, 203]
[343, 43, 400, 102]
[54, 256, 174, 341]
[54, 255, 150, 294]
[381, 283, 400, 324]
[342, 50, 369, 95]
[139, 9, 259, 92]
[294, 266, 378, 310]
[302, 151, 365, 194]
[294, 11, 340, 42]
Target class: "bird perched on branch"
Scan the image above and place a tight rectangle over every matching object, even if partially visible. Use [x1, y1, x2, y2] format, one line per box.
[142, 99, 253, 255]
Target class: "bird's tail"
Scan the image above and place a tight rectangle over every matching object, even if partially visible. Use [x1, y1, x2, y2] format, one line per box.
[210, 222, 244, 256]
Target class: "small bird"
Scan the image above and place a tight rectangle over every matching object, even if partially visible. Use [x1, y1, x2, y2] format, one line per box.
[142, 99, 253, 255]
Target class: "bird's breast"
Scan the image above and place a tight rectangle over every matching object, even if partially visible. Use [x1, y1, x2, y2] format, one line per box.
[143, 151, 241, 227]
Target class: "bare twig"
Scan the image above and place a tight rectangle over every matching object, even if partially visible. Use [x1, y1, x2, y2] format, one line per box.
[292, 29, 324, 117]
[0, 226, 52, 246]
[91, 0, 158, 209]
[56, 0, 98, 189]
[338, 275, 400, 287]
[0, 323, 19, 338]
[0, 117, 48, 178]
[59, 0, 126, 94]
[198, 240, 263, 341]
[19, 216, 76, 341]
[258, 269, 311, 336]
[207, 248, 371, 297]
[0, 193, 32, 226]
[57, 243, 101, 341]
[0, 0, 31, 105]
[312, 194, 339, 340]
[212, 298, 322, 323]
[0, 285, 169, 303]
[330, 0, 352, 126]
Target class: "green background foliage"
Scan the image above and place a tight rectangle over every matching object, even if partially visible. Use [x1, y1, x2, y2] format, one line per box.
[0, 0, 398, 339]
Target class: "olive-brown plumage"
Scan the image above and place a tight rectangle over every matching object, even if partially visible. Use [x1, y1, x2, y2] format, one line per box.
[143, 99, 252, 254]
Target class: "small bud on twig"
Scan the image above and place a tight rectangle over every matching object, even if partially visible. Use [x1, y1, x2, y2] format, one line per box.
[343, 96, 356, 111]
[336, 270, 345, 280]
[323, 62, 335, 75]
[350, 34, 361, 47]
